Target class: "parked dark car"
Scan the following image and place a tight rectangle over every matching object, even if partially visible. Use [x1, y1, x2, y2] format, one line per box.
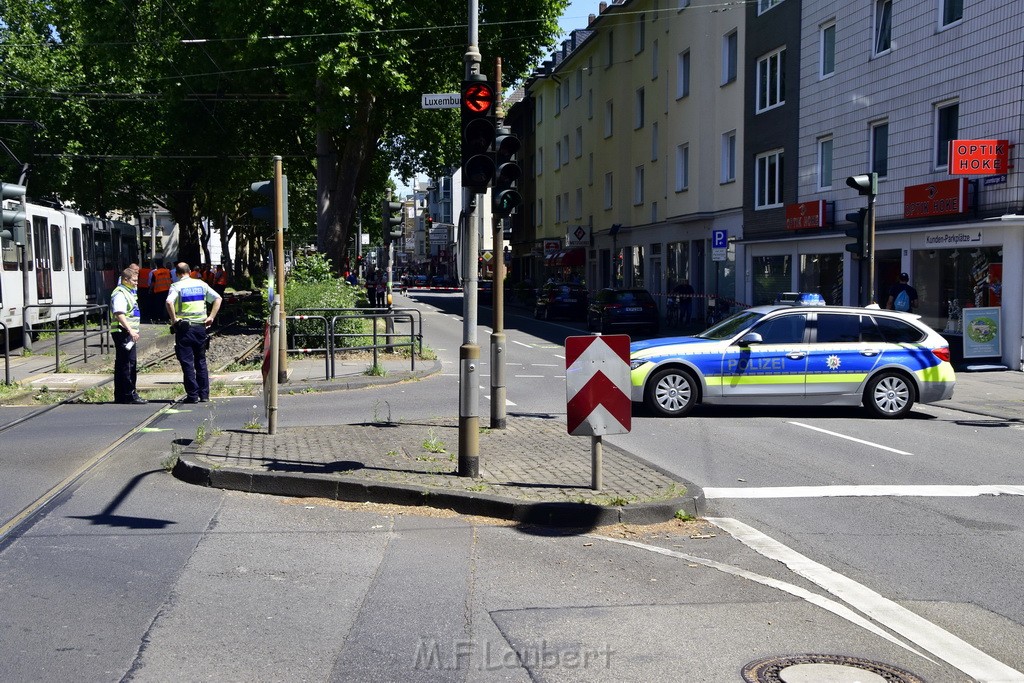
[534, 282, 588, 321]
[587, 288, 660, 335]
[478, 279, 493, 305]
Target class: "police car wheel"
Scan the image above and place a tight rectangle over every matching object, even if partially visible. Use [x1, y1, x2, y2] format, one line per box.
[646, 368, 697, 417]
[865, 372, 914, 419]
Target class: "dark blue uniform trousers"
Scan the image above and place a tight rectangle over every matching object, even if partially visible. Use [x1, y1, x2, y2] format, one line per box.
[111, 330, 139, 401]
[175, 323, 210, 400]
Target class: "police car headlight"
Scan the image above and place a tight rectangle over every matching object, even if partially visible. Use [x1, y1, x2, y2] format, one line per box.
[629, 358, 649, 371]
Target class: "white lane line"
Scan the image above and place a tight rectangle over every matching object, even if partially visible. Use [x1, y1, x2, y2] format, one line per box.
[708, 517, 1024, 682]
[512, 340, 533, 348]
[789, 421, 913, 455]
[514, 375, 546, 378]
[589, 534, 929, 659]
[553, 354, 565, 359]
[531, 363, 559, 367]
[704, 484, 1024, 499]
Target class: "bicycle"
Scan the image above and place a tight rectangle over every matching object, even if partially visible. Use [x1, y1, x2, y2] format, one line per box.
[665, 296, 681, 328]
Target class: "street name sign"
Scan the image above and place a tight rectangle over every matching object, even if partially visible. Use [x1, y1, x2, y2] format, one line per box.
[422, 93, 460, 109]
[565, 335, 631, 436]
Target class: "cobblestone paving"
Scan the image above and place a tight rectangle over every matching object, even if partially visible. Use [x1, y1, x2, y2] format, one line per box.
[187, 416, 687, 505]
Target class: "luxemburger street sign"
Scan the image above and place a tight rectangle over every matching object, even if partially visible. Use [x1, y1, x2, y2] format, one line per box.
[422, 93, 460, 109]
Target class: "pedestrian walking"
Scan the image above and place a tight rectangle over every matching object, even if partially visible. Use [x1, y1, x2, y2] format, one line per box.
[673, 279, 695, 325]
[886, 272, 919, 311]
[165, 262, 223, 404]
[110, 267, 147, 404]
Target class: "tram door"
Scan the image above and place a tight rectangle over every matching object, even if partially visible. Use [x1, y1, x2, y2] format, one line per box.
[32, 216, 53, 301]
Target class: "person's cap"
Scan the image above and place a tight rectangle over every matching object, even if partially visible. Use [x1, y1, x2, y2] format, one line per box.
[900, 272, 909, 280]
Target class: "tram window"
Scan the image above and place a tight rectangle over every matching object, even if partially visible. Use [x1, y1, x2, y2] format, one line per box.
[51, 224, 64, 272]
[72, 227, 83, 270]
[2, 231, 17, 271]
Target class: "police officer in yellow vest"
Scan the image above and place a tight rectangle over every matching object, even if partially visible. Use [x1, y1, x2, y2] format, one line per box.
[165, 262, 222, 403]
[110, 267, 147, 404]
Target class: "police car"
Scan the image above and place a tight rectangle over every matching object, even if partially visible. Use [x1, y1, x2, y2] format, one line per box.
[629, 295, 956, 419]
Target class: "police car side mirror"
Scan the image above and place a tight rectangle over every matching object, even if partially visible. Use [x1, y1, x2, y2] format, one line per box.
[738, 332, 763, 346]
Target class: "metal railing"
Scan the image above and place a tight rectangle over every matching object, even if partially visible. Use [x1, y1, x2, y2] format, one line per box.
[22, 304, 110, 372]
[291, 307, 423, 379]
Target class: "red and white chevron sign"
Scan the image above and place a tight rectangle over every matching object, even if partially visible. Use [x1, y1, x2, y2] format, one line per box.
[565, 335, 632, 436]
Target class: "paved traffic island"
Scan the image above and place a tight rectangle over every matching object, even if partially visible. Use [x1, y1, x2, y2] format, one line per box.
[174, 416, 704, 528]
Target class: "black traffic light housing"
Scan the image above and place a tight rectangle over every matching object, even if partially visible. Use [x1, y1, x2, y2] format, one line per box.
[844, 208, 868, 259]
[250, 176, 289, 230]
[382, 200, 403, 241]
[1, 182, 27, 241]
[846, 172, 878, 197]
[493, 126, 522, 217]
[461, 77, 496, 194]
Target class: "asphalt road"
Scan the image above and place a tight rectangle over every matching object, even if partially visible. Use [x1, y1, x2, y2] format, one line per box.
[1, 290, 1022, 681]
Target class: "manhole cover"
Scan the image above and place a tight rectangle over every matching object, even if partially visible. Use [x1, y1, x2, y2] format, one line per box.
[741, 654, 925, 683]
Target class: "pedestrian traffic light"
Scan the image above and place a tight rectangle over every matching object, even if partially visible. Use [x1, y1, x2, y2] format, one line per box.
[250, 176, 289, 230]
[844, 208, 868, 259]
[493, 126, 522, 217]
[846, 172, 878, 197]
[461, 77, 496, 194]
[382, 200, 403, 241]
[0, 182, 27, 240]
[425, 216, 433, 230]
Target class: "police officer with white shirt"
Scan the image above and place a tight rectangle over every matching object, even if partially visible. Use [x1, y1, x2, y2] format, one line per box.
[110, 267, 147, 404]
[165, 262, 222, 403]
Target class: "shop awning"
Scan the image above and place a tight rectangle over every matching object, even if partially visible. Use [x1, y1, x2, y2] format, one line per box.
[545, 251, 562, 267]
[561, 247, 585, 267]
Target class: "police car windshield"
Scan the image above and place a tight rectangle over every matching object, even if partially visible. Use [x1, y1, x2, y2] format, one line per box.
[695, 310, 765, 340]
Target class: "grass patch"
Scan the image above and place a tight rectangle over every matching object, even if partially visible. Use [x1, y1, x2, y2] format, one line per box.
[224, 359, 261, 372]
[364, 363, 387, 377]
[0, 382, 28, 402]
[674, 510, 696, 522]
[33, 387, 64, 404]
[243, 404, 263, 430]
[79, 386, 114, 403]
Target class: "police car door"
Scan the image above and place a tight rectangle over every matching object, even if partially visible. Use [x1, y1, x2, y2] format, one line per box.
[804, 312, 882, 400]
[721, 311, 809, 400]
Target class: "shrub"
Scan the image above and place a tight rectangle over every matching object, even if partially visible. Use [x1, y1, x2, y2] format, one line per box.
[288, 252, 335, 284]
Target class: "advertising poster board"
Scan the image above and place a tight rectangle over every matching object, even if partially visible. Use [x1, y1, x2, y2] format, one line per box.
[962, 307, 1001, 358]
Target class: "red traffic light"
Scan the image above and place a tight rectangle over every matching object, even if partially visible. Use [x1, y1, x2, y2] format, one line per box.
[462, 82, 495, 114]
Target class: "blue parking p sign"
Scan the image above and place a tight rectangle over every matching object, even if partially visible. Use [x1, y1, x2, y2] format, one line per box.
[712, 229, 728, 249]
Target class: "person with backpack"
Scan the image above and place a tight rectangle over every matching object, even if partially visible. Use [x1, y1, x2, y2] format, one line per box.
[886, 272, 919, 312]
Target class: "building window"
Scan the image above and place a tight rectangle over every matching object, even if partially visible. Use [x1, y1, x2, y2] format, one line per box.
[587, 90, 594, 119]
[555, 194, 563, 223]
[634, 87, 645, 129]
[576, 188, 583, 219]
[871, 121, 888, 177]
[555, 141, 562, 170]
[652, 39, 659, 80]
[675, 144, 689, 191]
[758, 0, 782, 14]
[536, 95, 543, 124]
[756, 48, 786, 112]
[941, 0, 963, 27]
[588, 153, 594, 186]
[755, 149, 784, 209]
[635, 14, 645, 54]
[634, 166, 645, 205]
[936, 101, 959, 168]
[651, 122, 659, 161]
[575, 127, 583, 158]
[874, 0, 892, 55]
[818, 136, 833, 189]
[537, 147, 544, 176]
[604, 172, 614, 209]
[604, 100, 614, 138]
[562, 134, 570, 165]
[677, 51, 690, 99]
[606, 29, 614, 68]
[722, 31, 738, 85]
[537, 198, 543, 227]
[820, 21, 835, 77]
[575, 69, 583, 98]
[721, 130, 736, 183]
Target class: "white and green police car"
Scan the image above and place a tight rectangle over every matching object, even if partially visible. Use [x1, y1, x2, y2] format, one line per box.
[629, 299, 956, 419]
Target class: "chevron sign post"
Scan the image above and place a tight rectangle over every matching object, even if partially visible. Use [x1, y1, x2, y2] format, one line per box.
[566, 334, 632, 491]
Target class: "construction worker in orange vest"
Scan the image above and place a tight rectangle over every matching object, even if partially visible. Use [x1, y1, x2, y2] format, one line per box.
[213, 264, 228, 295]
[137, 261, 153, 322]
[148, 261, 173, 322]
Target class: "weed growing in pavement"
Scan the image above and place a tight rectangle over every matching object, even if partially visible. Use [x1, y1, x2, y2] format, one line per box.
[244, 404, 262, 430]
[0, 381, 24, 401]
[225, 359, 261, 372]
[386, 449, 399, 457]
[161, 445, 180, 472]
[422, 428, 446, 453]
[33, 387, 63, 404]
[143, 385, 183, 402]
[674, 510, 695, 522]
[56, 356, 71, 373]
[416, 455, 440, 462]
[20, 348, 32, 358]
[365, 363, 387, 377]
[467, 483, 489, 492]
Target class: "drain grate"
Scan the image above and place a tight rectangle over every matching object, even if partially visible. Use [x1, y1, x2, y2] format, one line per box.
[741, 654, 925, 683]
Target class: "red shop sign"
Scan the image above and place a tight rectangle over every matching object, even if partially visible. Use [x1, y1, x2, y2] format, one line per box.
[784, 200, 826, 230]
[949, 139, 1012, 175]
[904, 178, 968, 219]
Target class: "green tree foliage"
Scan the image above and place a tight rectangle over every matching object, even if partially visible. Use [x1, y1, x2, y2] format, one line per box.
[1, 0, 567, 272]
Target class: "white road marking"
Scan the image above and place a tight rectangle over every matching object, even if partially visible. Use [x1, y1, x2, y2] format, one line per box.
[708, 517, 1024, 682]
[514, 375, 545, 378]
[704, 484, 1024, 499]
[531, 363, 559, 367]
[512, 340, 533, 348]
[789, 421, 913, 455]
[590, 534, 929, 659]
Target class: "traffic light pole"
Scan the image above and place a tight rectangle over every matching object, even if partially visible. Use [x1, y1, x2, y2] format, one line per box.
[867, 193, 877, 305]
[489, 57, 507, 431]
[458, 2, 482, 477]
[273, 155, 288, 383]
